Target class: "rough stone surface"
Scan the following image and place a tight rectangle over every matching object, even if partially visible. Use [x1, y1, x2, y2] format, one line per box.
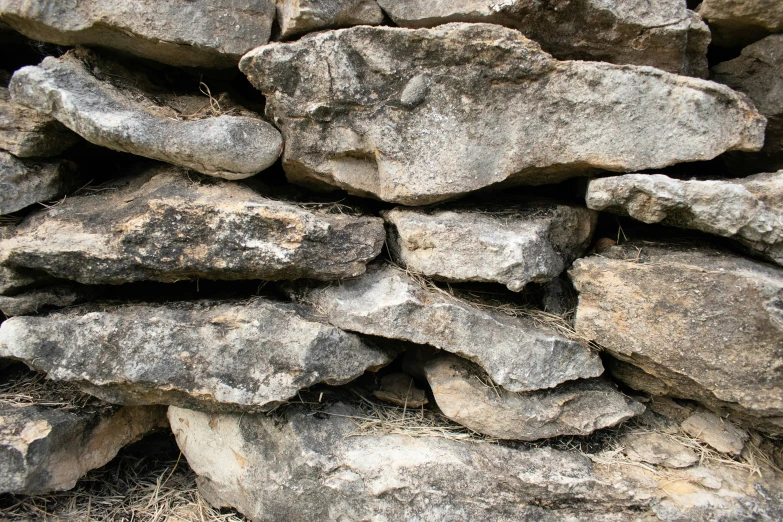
[0, 0, 275, 68]
[425, 354, 643, 440]
[0, 284, 99, 317]
[0, 403, 166, 494]
[295, 263, 604, 392]
[376, 0, 710, 77]
[169, 402, 783, 521]
[569, 242, 783, 433]
[681, 412, 749, 455]
[0, 152, 78, 215]
[697, 0, 783, 47]
[10, 49, 283, 180]
[0, 299, 393, 412]
[384, 202, 597, 291]
[276, 0, 383, 39]
[0, 166, 385, 284]
[0, 84, 80, 157]
[622, 432, 699, 469]
[240, 24, 764, 205]
[585, 172, 783, 265]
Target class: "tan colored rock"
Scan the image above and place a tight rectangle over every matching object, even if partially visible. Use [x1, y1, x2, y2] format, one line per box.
[622, 432, 698, 469]
[697, 0, 783, 47]
[276, 0, 383, 39]
[681, 412, 749, 455]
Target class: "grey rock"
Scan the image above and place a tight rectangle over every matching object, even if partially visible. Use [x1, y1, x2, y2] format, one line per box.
[169, 401, 783, 521]
[240, 24, 764, 205]
[0, 166, 385, 284]
[276, 0, 383, 39]
[697, 0, 783, 47]
[10, 49, 282, 180]
[585, 171, 783, 265]
[295, 263, 604, 392]
[0, 403, 166, 494]
[622, 432, 698, 469]
[376, 0, 710, 77]
[569, 242, 783, 434]
[541, 277, 577, 315]
[0, 152, 79, 215]
[681, 412, 749, 455]
[384, 202, 597, 291]
[0, 299, 393, 412]
[425, 354, 643, 440]
[0, 0, 275, 68]
[0, 284, 99, 317]
[0, 84, 80, 157]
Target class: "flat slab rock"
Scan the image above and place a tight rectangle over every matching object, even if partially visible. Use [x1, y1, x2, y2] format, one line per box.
[276, 0, 383, 39]
[0, 403, 166, 495]
[425, 355, 643, 440]
[0, 283, 99, 317]
[10, 49, 282, 180]
[0, 0, 275, 68]
[295, 263, 604, 392]
[621, 432, 699, 469]
[681, 412, 749, 456]
[0, 151, 79, 215]
[168, 402, 783, 521]
[240, 23, 764, 205]
[0, 166, 385, 284]
[569, 242, 783, 433]
[585, 171, 783, 265]
[0, 299, 393, 412]
[697, 0, 783, 47]
[384, 202, 597, 291]
[376, 0, 710, 77]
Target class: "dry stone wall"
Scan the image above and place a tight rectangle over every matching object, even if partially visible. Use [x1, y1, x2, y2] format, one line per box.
[0, 1, 782, 521]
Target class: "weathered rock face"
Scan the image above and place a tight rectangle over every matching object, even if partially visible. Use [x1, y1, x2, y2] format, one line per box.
[425, 355, 643, 440]
[0, 299, 393, 411]
[169, 402, 783, 521]
[384, 202, 597, 291]
[0, 0, 275, 68]
[0, 166, 385, 284]
[0, 403, 167, 494]
[0, 284, 99, 317]
[276, 0, 384, 39]
[10, 49, 283, 180]
[569, 243, 783, 433]
[376, 0, 710, 77]
[681, 412, 749, 455]
[697, 0, 783, 47]
[295, 263, 604, 392]
[621, 432, 699, 469]
[585, 172, 783, 265]
[240, 24, 764, 205]
[0, 152, 78, 215]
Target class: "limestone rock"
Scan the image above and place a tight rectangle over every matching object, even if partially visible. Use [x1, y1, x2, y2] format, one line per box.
[697, 0, 783, 47]
[276, 0, 384, 39]
[0, 403, 166, 494]
[240, 24, 764, 205]
[0, 166, 385, 284]
[0, 284, 99, 317]
[384, 202, 597, 291]
[0, 84, 80, 157]
[0, 152, 78, 215]
[372, 373, 428, 407]
[376, 0, 710, 77]
[681, 412, 749, 455]
[0, 299, 393, 411]
[425, 354, 643, 440]
[0, 0, 275, 68]
[295, 263, 604, 392]
[10, 49, 282, 180]
[622, 432, 698, 469]
[569, 242, 783, 433]
[585, 172, 783, 265]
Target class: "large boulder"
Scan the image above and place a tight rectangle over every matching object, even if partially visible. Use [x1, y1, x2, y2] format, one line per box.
[240, 24, 764, 205]
[294, 263, 604, 392]
[384, 201, 597, 291]
[376, 0, 710, 77]
[0, 0, 275, 68]
[0, 166, 385, 284]
[0, 151, 79, 215]
[0, 299, 393, 411]
[697, 0, 783, 47]
[10, 48, 282, 180]
[276, 0, 384, 39]
[569, 242, 783, 433]
[585, 171, 783, 265]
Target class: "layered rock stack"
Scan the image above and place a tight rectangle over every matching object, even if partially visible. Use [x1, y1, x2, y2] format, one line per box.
[0, 1, 782, 520]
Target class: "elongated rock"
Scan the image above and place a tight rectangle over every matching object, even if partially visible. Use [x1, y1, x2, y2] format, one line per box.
[585, 172, 783, 265]
[10, 49, 283, 180]
[384, 202, 597, 291]
[425, 355, 643, 440]
[569, 243, 783, 433]
[0, 284, 99, 317]
[0, 152, 78, 215]
[0, 0, 275, 68]
[1, 403, 167, 494]
[697, 0, 783, 47]
[376, 0, 710, 77]
[240, 24, 764, 205]
[0, 300, 393, 411]
[276, 0, 384, 39]
[296, 263, 604, 392]
[0, 166, 385, 284]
